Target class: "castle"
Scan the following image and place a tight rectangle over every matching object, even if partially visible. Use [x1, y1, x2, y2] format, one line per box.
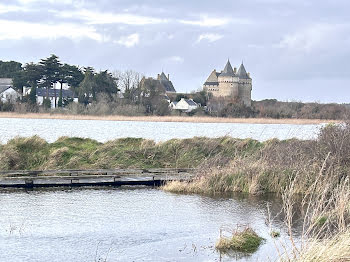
[140, 72, 176, 94]
[203, 60, 252, 106]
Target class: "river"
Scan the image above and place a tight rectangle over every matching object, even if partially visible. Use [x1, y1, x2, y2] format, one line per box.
[0, 117, 322, 143]
[0, 187, 301, 262]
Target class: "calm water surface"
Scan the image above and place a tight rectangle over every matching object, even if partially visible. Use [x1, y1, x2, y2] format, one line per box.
[0, 188, 300, 262]
[0, 117, 322, 143]
[0, 118, 306, 261]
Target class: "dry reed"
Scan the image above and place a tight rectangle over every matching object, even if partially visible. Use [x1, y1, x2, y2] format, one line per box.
[163, 123, 350, 261]
[0, 112, 339, 125]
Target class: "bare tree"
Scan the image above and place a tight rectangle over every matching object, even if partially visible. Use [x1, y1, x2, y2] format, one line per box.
[119, 70, 143, 103]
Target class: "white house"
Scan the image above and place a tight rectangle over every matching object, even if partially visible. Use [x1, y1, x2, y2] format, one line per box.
[0, 78, 21, 103]
[53, 82, 70, 90]
[23, 85, 78, 109]
[171, 98, 199, 112]
[169, 101, 178, 110]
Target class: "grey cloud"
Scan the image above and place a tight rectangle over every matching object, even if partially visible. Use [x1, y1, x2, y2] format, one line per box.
[0, 0, 349, 102]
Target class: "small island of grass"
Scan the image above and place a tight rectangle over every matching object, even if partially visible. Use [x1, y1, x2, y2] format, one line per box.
[216, 227, 264, 253]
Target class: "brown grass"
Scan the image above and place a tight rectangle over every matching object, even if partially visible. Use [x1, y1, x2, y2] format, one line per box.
[0, 112, 340, 125]
[162, 124, 350, 261]
[277, 167, 350, 262]
[164, 123, 350, 196]
[289, 230, 350, 262]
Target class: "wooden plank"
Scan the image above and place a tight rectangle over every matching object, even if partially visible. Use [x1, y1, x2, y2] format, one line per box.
[0, 172, 193, 180]
[0, 168, 195, 188]
[0, 168, 196, 177]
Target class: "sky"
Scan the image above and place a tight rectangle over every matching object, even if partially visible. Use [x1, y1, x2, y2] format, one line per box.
[0, 0, 349, 103]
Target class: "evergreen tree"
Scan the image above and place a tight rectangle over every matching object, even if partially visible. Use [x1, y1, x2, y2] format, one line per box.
[12, 70, 26, 92]
[39, 54, 61, 107]
[66, 65, 84, 93]
[0, 61, 22, 78]
[58, 64, 84, 107]
[94, 70, 119, 98]
[24, 63, 42, 89]
[78, 68, 96, 105]
[57, 64, 70, 107]
[23, 63, 42, 105]
[29, 86, 37, 105]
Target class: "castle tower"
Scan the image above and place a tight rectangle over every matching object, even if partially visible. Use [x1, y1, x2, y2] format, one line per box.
[203, 60, 252, 106]
[203, 69, 219, 93]
[217, 60, 239, 97]
[237, 63, 252, 107]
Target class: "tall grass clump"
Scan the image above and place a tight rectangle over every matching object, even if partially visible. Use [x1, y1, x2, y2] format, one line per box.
[287, 230, 350, 262]
[260, 123, 350, 261]
[0, 136, 49, 170]
[216, 225, 264, 253]
[164, 123, 350, 196]
[163, 123, 350, 261]
[276, 159, 350, 261]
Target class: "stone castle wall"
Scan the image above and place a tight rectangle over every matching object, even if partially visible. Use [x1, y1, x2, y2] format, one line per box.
[238, 79, 252, 107]
[203, 61, 252, 106]
[217, 76, 239, 97]
[204, 80, 252, 106]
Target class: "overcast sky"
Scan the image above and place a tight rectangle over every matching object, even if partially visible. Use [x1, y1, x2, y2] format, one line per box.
[0, 0, 349, 103]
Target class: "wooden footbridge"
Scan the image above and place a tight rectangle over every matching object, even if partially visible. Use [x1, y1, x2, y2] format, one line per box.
[0, 168, 196, 188]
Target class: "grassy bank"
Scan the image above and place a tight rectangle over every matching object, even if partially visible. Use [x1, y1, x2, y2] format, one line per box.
[0, 124, 348, 193]
[0, 135, 262, 171]
[167, 123, 350, 262]
[163, 123, 350, 195]
[0, 125, 349, 261]
[0, 112, 340, 125]
[0, 123, 349, 196]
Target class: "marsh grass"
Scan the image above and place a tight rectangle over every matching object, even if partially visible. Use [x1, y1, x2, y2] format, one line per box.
[0, 112, 338, 124]
[164, 123, 350, 196]
[163, 123, 350, 261]
[288, 230, 350, 262]
[276, 175, 350, 262]
[0, 136, 260, 171]
[274, 138, 350, 261]
[216, 226, 264, 253]
[0, 120, 349, 261]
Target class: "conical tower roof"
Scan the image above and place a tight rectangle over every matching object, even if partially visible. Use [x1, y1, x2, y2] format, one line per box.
[237, 63, 250, 79]
[159, 72, 168, 81]
[204, 70, 219, 84]
[219, 60, 235, 77]
[157, 71, 176, 92]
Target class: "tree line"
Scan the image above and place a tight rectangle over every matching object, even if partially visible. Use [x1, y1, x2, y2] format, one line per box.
[1, 55, 349, 119]
[207, 98, 350, 120]
[0, 55, 121, 108]
[0, 54, 179, 115]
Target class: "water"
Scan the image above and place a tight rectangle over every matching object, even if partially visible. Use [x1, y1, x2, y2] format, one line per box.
[0, 117, 322, 143]
[0, 188, 300, 262]
[0, 118, 307, 261]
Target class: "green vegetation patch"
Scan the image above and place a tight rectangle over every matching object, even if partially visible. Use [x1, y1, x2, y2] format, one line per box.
[270, 230, 280, 238]
[216, 227, 264, 253]
[316, 216, 328, 227]
[0, 135, 264, 171]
